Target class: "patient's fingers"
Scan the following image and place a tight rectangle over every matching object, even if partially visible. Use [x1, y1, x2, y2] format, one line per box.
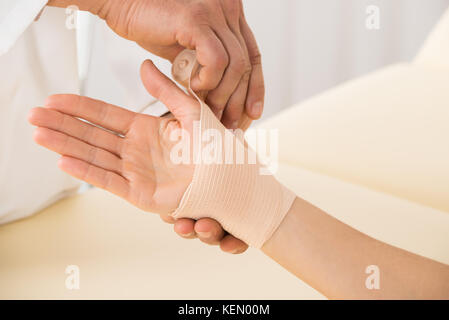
[195, 218, 249, 253]
[29, 107, 123, 156]
[45, 94, 136, 135]
[33, 127, 122, 175]
[173, 217, 248, 253]
[194, 218, 225, 245]
[174, 218, 197, 239]
[220, 234, 248, 254]
[160, 214, 176, 224]
[58, 156, 130, 199]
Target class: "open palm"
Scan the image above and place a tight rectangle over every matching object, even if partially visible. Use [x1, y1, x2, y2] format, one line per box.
[29, 61, 200, 215]
[28, 60, 248, 253]
[31, 100, 193, 215]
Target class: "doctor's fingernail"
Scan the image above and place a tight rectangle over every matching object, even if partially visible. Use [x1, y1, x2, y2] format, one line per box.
[250, 102, 263, 118]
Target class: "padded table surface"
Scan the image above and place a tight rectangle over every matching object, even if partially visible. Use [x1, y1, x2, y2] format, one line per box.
[1, 164, 448, 299]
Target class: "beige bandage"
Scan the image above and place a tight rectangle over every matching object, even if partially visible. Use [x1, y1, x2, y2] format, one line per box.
[170, 50, 296, 248]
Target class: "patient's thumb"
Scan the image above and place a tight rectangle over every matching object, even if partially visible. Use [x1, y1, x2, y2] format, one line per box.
[140, 60, 199, 121]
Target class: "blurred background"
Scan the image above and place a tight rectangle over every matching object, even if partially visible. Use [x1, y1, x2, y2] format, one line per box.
[78, 0, 449, 119]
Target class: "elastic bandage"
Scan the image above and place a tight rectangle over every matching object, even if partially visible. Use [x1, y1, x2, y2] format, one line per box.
[170, 50, 296, 248]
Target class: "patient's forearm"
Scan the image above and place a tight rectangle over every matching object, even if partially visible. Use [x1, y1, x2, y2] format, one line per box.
[263, 197, 449, 299]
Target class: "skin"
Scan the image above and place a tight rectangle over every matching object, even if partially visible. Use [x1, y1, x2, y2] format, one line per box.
[264, 198, 449, 299]
[47, 0, 257, 253]
[29, 61, 449, 298]
[47, 0, 265, 127]
[30, 60, 247, 254]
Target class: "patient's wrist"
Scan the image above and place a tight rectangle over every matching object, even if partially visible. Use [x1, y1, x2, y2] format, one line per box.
[171, 103, 296, 248]
[169, 50, 296, 248]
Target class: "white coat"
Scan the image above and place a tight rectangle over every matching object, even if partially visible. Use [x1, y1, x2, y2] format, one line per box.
[0, 1, 170, 224]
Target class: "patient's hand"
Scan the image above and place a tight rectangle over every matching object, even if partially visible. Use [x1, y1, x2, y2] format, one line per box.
[28, 60, 248, 254]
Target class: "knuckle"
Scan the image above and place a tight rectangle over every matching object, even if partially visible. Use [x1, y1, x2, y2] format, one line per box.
[242, 71, 251, 83]
[102, 171, 114, 190]
[230, 56, 246, 74]
[223, 0, 240, 20]
[253, 81, 266, 97]
[186, 1, 210, 25]
[81, 125, 95, 142]
[226, 104, 244, 122]
[60, 135, 70, 154]
[211, 103, 226, 114]
[242, 63, 252, 80]
[260, 84, 266, 96]
[98, 103, 110, 123]
[87, 146, 99, 164]
[250, 50, 262, 66]
[206, 96, 227, 111]
[213, 51, 229, 70]
[190, 1, 208, 18]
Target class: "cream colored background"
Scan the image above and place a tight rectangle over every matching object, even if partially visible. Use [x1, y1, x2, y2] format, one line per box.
[243, 0, 449, 118]
[1, 1, 448, 300]
[78, 1, 449, 118]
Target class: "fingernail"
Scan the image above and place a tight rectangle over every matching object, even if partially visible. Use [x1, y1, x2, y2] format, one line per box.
[180, 232, 195, 237]
[197, 231, 212, 239]
[250, 102, 263, 118]
[231, 121, 239, 129]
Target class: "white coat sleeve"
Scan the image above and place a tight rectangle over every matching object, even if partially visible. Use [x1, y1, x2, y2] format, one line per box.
[0, 0, 48, 55]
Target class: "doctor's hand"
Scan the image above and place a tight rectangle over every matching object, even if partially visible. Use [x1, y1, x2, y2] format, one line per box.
[28, 60, 248, 254]
[48, 0, 265, 129]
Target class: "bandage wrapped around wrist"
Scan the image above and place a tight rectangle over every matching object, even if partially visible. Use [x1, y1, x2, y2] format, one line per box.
[170, 50, 296, 248]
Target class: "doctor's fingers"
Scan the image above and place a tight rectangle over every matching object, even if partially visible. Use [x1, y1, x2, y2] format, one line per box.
[202, 2, 251, 127]
[215, 0, 253, 129]
[28, 107, 123, 157]
[33, 127, 124, 176]
[239, 3, 265, 120]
